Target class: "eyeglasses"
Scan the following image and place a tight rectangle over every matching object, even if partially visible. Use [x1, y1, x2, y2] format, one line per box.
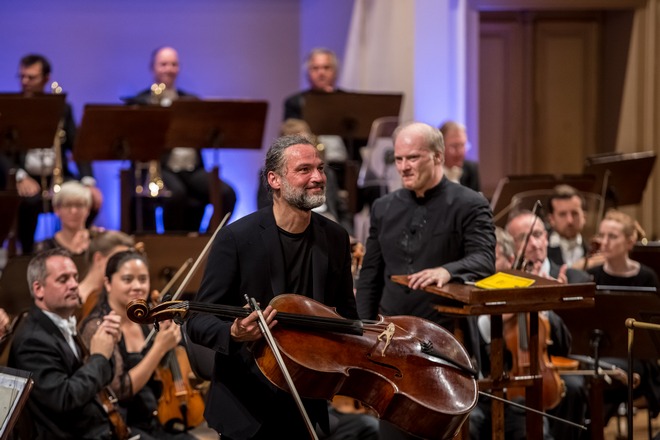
[17, 74, 43, 82]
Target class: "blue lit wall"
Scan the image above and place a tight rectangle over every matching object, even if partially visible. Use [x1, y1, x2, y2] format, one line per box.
[0, 0, 354, 231]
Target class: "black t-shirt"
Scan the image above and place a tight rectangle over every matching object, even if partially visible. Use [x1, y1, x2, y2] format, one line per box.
[278, 225, 314, 296]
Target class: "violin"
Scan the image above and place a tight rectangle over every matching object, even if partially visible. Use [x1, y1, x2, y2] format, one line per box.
[502, 312, 565, 410]
[73, 334, 132, 440]
[155, 345, 206, 431]
[127, 294, 479, 440]
[149, 280, 206, 432]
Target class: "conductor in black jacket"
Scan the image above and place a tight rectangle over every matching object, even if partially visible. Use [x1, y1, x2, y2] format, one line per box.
[186, 134, 359, 439]
[356, 121, 495, 439]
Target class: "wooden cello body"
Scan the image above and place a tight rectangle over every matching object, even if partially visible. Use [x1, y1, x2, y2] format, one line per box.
[128, 294, 478, 440]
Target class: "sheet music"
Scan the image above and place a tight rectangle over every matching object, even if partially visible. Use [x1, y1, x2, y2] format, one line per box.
[0, 372, 29, 434]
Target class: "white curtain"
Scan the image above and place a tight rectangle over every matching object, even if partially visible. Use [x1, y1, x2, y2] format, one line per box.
[340, 0, 416, 122]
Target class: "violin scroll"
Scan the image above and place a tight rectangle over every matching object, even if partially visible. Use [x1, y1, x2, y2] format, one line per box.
[126, 299, 189, 325]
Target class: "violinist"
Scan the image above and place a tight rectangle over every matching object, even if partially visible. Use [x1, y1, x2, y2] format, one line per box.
[186, 134, 361, 439]
[80, 250, 195, 440]
[471, 227, 573, 440]
[355, 121, 495, 439]
[77, 229, 135, 321]
[586, 209, 660, 425]
[506, 212, 589, 440]
[8, 249, 122, 439]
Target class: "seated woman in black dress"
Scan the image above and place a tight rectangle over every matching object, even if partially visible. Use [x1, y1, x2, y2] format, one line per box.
[587, 209, 660, 424]
[80, 250, 196, 440]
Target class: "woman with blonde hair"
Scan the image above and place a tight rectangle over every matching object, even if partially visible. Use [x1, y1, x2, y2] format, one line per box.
[35, 180, 95, 256]
[587, 209, 659, 287]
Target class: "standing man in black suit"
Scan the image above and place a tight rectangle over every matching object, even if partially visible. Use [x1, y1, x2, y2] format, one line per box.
[128, 46, 236, 232]
[355, 121, 495, 439]
[8, 248, 122, 439]
[186, 134, 377, 439]
[439, 120, 481, 193]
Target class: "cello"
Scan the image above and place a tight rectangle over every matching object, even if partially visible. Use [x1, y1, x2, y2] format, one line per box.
[127, 294, 479, 440]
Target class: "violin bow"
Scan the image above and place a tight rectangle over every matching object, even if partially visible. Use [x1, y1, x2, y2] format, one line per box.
[479, 391, 587, 431]
[144, 212, 231, 345]
[245, 295, 319, 440]
[512, 200, 543, 271]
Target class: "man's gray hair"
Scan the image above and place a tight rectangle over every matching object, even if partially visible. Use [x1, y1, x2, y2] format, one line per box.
[261, 134, 316, 196]
[393, 122, 445, 156]
[27, 248, 73, 298]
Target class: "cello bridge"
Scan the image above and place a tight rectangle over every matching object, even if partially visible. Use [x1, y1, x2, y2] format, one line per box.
[377, 323, 396, 356]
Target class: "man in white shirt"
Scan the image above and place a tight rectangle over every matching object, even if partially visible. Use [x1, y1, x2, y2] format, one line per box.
[546, 185, 589, 267]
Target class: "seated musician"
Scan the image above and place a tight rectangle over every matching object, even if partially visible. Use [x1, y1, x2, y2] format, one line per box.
[506, 211, 590, 440]
[586, 209, 660, 425]
[6, 54, 102, 255]
[77, 229, 135, 321]
[471, 227, 574, 440]
[545, 185, 591, 269]
[438, 120, 480, 193]
[34, 181, 97, 257]
[186, 134, 363, 439]
[8, 249, 121, 439]
[125, 46, 236, 233]
[80, 250, 196, 440]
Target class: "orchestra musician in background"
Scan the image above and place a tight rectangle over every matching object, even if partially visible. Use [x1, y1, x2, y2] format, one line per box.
[34, 180, 96, 257]
[127, 46, 236, 233]
[506, 211, 590, 440]
[586, 209, 660, 426]
[5, 54, 102, 255]
[545, 185, 590, 269]
[8, 248, 121, 439]
[355, 121, 495, 439]
[77, 229, 135, 322]
[438, 121, 480, 193]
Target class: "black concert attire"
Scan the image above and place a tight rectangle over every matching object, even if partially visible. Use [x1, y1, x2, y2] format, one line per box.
[126, 88, 236, 232]
[587, 263, 660, 425]
[355, 177, 495, 439]
[8, 305, 115, 439]
[186, 207, 358, 440]
[80, 297, 194, 440]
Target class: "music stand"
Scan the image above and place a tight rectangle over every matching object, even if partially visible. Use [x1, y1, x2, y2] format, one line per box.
[0, 93, 66, 155]
[165, 99, 268, 150]
[556, 289, 660, 440]
[489, 174, 597, 227]
[74, 104, 172, 162]
[0, 366, 33, 440]
[583, 151, 656, 207]
[556, 289, 660, 360]
[302, 92, 403, 160]
[165, 99, 267, 230]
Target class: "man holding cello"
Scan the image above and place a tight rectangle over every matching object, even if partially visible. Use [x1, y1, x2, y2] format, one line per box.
[186, 134, 375, 439]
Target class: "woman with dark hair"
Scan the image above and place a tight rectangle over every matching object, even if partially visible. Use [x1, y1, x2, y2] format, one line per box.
[80, 250, 194, 440]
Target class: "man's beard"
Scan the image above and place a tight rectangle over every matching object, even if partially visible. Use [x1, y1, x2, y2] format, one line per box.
[281, 179, 326, 211]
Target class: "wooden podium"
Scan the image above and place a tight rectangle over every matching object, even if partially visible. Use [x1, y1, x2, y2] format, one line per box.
[392, 271, 595, 440]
